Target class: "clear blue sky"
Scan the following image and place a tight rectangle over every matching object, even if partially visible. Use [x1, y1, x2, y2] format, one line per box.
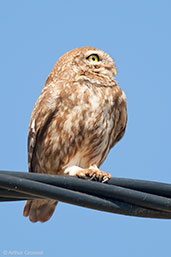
[0, 1, 171, 256]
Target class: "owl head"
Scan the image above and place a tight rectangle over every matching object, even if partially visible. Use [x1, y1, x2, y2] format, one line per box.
[47, 47, 117, 86]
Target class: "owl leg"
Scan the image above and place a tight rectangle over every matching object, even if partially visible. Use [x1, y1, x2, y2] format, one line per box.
[64, 165, 111, 183]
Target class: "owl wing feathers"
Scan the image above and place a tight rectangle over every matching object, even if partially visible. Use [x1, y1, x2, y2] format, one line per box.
[28, 85, 60, 173]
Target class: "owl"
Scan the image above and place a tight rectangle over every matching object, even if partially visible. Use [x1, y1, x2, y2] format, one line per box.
[23, 47, 127, 222]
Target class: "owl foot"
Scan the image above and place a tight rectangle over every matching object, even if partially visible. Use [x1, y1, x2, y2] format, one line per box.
[64, 165, 111, 183]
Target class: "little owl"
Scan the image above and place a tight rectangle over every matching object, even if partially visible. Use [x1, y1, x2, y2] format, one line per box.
[23, 47, 127, 222]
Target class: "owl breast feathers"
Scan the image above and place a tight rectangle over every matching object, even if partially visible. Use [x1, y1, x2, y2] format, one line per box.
[23, 47, 127, 222]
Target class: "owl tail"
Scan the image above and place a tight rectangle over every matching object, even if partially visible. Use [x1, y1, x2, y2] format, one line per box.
[23, 199, 58, 222]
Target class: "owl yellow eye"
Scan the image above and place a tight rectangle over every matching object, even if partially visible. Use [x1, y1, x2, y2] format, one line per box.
[87, 54, 100, 62]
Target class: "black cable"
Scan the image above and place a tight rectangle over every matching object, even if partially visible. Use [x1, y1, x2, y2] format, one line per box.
[0, 170, 171, 219]
[1, 171, 171, 213]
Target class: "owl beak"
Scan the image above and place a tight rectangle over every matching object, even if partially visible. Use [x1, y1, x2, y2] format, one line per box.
[112, 67, 117, 77]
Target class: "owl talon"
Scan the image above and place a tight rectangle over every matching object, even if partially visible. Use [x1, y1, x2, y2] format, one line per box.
[102, 176, 109, 183]
[89, 173, 96, 181]
[64, 166, 111, 182]
[81, 168, 111, 183]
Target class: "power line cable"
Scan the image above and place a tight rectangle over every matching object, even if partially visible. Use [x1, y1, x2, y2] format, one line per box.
[0, 170, 171, 219]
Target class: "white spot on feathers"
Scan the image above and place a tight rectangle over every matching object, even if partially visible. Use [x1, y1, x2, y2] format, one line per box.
[31, 119, 35, 133]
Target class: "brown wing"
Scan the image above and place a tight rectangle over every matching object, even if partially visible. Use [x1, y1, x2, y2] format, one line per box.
[110, 90, 127, 150]
[28, 85, 60, 172]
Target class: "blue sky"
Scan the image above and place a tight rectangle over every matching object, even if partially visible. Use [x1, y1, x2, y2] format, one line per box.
[0, 0, 171, 256]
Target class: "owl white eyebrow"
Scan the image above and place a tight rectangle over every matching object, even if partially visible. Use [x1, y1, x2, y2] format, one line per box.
[85, 51, 102, 60]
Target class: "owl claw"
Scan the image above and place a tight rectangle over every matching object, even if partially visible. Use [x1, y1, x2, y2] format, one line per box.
[89, 172, 111, 183]
[89, 173, 96, 181]
[102, 176, 109, 183]
[87, 167, 111, 183]
[79, 169, 111, 183]
[64, 165, 111, 182]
